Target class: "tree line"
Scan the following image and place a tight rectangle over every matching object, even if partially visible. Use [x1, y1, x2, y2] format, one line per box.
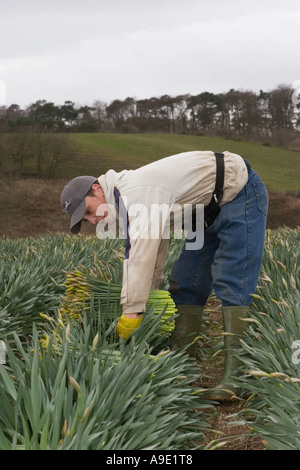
[0, 84, 299, 147]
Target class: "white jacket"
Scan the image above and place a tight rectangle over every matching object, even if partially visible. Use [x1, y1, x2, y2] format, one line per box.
[98, 150, 248, 314]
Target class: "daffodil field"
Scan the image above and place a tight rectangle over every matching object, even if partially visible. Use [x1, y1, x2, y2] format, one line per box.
[0, 235, 209, 450]
[235, 227, 300, 450]
[0, 228, 299, 450]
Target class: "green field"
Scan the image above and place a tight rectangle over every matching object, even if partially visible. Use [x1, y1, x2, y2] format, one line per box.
[64, 133, 300, 192]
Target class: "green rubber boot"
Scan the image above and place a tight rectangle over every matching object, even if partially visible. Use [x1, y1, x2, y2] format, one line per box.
[170, 305, 203, 357]
[202, 306, 250, 401]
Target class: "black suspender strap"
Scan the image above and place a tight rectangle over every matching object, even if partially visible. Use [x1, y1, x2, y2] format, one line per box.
[203, 152, 225, 228]
[213, 152, 225, 204]
[243, 158, 251, 172]
[203, 153, 252, 229]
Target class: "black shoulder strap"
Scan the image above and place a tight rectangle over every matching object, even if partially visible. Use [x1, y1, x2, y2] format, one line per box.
[213, 152, 225, 204]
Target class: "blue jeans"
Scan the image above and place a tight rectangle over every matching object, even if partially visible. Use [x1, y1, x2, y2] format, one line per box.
[169, 169, 268, 307]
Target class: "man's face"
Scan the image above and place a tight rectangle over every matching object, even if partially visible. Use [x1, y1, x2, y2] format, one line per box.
[82, 184, 114, 225]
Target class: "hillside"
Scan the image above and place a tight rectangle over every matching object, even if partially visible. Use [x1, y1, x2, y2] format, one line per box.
[0, 133, 299, 239]
[65, 133, 300, 192]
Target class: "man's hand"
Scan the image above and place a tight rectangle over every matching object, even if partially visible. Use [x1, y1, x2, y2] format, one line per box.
[116, 314, 144, 339]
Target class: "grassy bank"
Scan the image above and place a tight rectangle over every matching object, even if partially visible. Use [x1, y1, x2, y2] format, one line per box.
[62, 133, 300, 192]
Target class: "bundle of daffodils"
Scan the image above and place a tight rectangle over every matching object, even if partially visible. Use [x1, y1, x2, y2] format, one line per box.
[53, 263, 176, 338]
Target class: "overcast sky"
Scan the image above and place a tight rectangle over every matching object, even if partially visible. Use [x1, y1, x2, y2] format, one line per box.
[0, 0, 299, 108]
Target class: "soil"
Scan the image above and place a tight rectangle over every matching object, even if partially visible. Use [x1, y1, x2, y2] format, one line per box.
[196, 300, 266, 450]
[0, 178, 299, 240]
[1, 177, 299, 450]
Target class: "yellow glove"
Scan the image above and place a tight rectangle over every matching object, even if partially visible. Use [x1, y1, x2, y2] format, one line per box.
[116, 314, 144, 340]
